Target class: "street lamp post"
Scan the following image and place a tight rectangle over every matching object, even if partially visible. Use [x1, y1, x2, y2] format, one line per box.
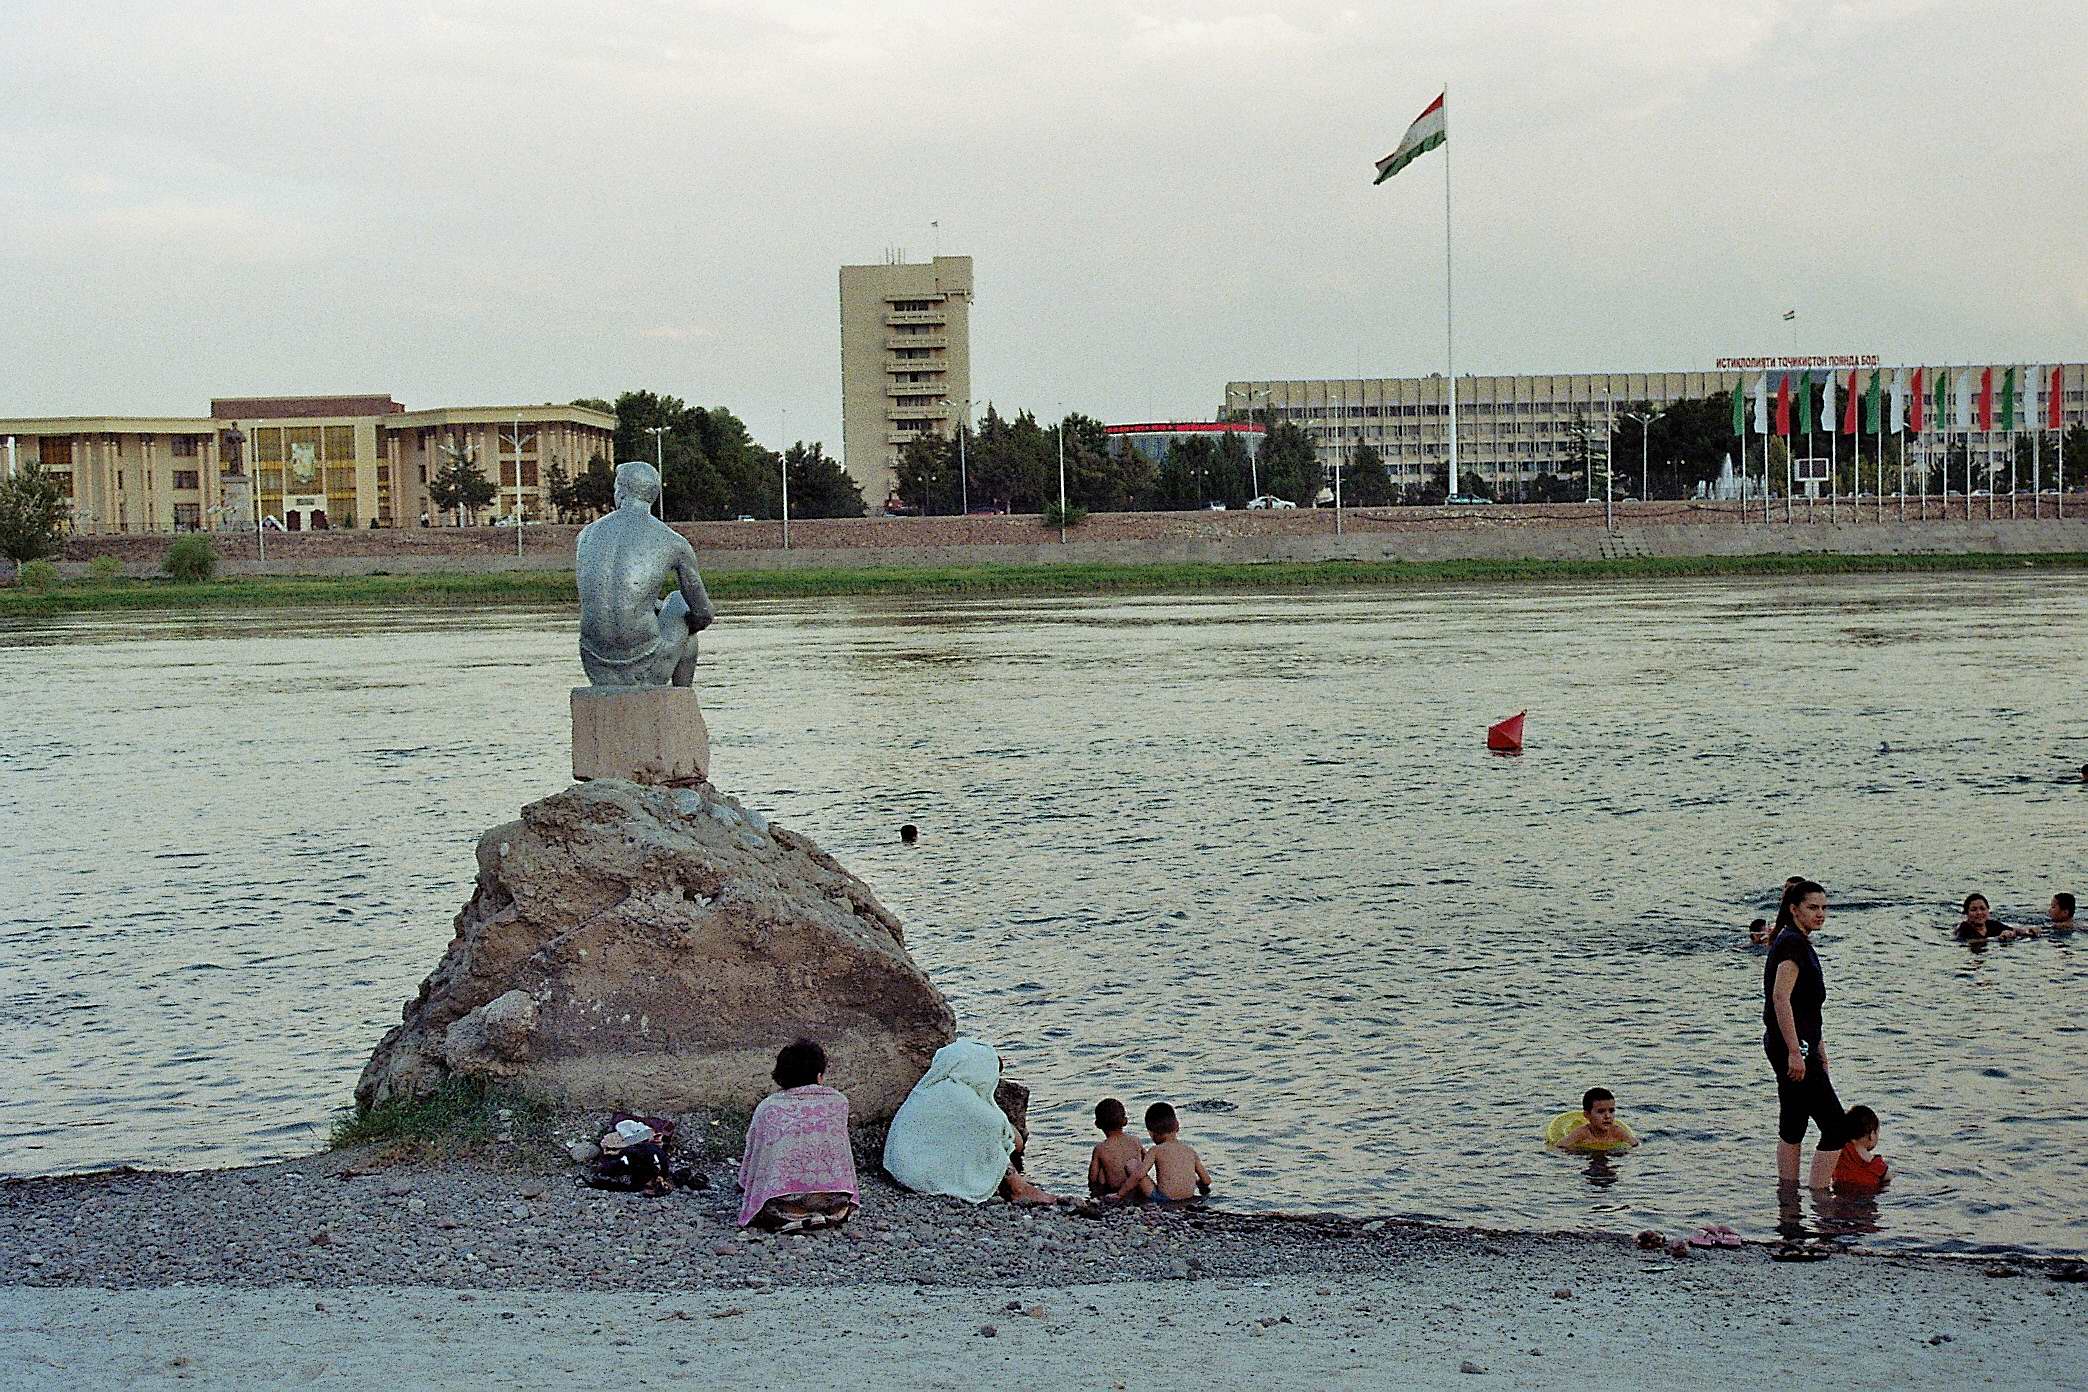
[499, 414, 530, 558]
[779, 408, 790, 551]
[643, 426, 669, 520]
[1622, 410, 1664, 506]
[942, 398, 973, 515]
[1056, 411, 1068, 544]
[1238, 386, 1267, 499]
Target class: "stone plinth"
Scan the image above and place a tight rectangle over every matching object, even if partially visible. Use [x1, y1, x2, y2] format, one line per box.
[571, 686, 710, 786]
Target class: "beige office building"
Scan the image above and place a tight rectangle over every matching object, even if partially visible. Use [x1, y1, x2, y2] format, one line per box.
[1226, 364, 2088, 491]
[838, 255, 973, 508]
[1, 395, 615, 534]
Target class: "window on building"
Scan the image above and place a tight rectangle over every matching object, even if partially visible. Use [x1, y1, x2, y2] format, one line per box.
[173, 470, 200, 490]
[171, 435, 198, 457]
[323, 425, 355, 459]
[173, 503, 201, 530]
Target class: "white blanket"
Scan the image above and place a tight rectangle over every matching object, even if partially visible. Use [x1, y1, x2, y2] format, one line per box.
[881, 1038, 1016, 1203]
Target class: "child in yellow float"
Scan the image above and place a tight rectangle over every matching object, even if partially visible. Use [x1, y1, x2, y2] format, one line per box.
[1546, 1087, 1641, 1152]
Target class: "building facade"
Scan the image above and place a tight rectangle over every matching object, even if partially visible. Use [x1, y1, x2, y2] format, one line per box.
[1225, 364, 2088, 493]
[0, 395, 615, 534]
[838, 255, 973, 509]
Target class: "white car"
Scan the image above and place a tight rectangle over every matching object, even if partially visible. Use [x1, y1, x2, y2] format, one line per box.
[1246, 495, 1297, 510]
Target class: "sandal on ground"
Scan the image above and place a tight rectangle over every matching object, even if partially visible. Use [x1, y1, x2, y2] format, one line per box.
[1710, 1224, 1743, 1247]
[1687, 1227, 1720, 1248]
[1771, 1243, 1831, 1262]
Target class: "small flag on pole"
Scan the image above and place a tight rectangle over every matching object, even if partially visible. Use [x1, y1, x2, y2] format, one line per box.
[1977, 367, 1995, 431]
[2024, 366, 2039, 432]
[1865, 370, 1882, 435]
[2001, 367, 2018, 431]
[1782, 309, 1797, 322]
[1732, 379, 1746, 437]
[1843, 369, 1861, 435]
[1776, 374, 1793, 436]
[2050, 365, 2066, 430]
[1890, 368, 1908, 434]
[1798, 371, 1814, 434]
[1754, 373, 1770, 435]
[1373, 93, 1447, 184]
[1821, 369, 1836, 433]
[1909, 367, 1926, 434]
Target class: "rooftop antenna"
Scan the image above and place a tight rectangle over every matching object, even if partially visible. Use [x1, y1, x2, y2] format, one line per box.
[931, 220, 940, 259]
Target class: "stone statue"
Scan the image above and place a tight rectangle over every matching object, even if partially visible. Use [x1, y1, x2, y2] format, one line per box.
[221, 424, 246, 477]
[576, 461, 714, 687]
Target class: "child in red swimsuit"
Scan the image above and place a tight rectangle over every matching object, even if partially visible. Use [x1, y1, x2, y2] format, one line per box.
[1832, 1105, 1889, 1191]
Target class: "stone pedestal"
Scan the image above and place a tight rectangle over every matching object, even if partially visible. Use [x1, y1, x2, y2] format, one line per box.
[571, 686, 710, 785]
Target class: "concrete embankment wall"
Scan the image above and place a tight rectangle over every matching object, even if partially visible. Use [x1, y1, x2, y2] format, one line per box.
[54, 505, 2088, 578]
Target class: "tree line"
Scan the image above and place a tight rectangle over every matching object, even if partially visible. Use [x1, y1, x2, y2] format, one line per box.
[427, 391, 871, 525]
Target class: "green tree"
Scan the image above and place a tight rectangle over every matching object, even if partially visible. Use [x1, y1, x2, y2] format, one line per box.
[782, 441, 867, 518]
[1159, 435, 1215, 509]
[1209, 432, 1255, 508]
[544, 460, 576, 522]
[573, 456, 615, 518]
[1341, 441, 1393, 506]
[428, 444, 497, 524]
[1259, 422, 1322, 505]
[892, 432, 960, 514]
[0, 462, 70, 579]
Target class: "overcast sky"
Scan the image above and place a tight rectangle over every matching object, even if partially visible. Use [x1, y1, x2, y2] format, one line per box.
[5, 1, 2084, 456]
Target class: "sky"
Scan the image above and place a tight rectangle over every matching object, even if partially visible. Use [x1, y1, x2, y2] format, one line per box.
[5, 0, 2085, 458]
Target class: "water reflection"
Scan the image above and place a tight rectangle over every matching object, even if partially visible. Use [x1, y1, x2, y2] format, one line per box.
[1, 575, 2084, 1257]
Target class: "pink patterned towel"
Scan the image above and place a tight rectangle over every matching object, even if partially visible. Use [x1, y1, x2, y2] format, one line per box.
[736, 1085, 859, 1227]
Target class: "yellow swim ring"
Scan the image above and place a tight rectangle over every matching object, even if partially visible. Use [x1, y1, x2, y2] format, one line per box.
[1544, 1108, 1638, 1152]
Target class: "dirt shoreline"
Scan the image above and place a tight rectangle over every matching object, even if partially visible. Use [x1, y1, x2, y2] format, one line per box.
[5, 1150, 2084, 1390]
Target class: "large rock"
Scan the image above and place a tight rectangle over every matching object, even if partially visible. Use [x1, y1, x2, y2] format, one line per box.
[356, 779, 954, 1124]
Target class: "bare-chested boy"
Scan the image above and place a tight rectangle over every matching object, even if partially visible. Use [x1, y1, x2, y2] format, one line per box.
[1115, 1102, 1212, 1203]
[1087, 1097, 1146, 1199]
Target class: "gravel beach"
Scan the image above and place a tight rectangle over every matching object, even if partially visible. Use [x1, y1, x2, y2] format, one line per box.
[5, 1146, 2084, 1388]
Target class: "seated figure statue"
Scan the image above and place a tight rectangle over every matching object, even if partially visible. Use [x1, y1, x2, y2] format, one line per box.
[576, 461, 715, 687]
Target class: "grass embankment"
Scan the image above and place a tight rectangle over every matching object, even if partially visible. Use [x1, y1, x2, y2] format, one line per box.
[5, 551, 2087, 616]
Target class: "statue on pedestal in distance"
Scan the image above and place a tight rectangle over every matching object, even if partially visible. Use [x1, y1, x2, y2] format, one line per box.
[576, 461, 714, 687]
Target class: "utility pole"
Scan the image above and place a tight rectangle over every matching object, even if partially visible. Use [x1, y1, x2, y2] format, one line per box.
[500, 415, 531, 558]
[1056, 409, 1068, 543]
[644, 426, 669, 521]
[780, 408, 791, 550]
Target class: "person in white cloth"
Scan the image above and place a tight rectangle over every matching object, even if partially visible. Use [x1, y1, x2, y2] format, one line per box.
[882, 1038, 1057, 1205]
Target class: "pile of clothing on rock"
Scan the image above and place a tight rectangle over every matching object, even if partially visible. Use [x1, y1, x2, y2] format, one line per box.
[577, 1113, 707, 1196]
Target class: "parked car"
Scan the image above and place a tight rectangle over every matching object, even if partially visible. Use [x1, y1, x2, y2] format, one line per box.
[1205, 501, 1228, 511]
[1246, 495, 1296, 510]
[1444, 493, 1495, 505]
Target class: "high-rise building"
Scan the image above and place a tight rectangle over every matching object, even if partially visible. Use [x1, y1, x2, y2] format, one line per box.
[839, 255, 973, 510]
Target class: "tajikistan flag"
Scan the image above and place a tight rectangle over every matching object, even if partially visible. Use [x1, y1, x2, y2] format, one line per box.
[1374, 92, 1447, 183]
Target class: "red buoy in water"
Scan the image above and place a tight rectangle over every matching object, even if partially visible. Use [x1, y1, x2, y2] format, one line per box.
[1487, 711, 1526, 752]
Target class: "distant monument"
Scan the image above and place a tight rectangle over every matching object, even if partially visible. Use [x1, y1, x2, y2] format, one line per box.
[570, 461, 714, 784]
[218, 424, 254, 532]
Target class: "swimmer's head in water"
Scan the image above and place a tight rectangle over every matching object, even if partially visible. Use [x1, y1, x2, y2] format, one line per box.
[1962, 893, 1990, 926]
[899, 823, 919, 845]
[2054, 893, 2077, 923]
[1776, 879, 1827, 935]
[1581, 1087, 1616, 1124]
[1844, 1104, 1880, 1145]
[1144, 1101, 1179, 1140]
[1094, 1097, 1126, 1132]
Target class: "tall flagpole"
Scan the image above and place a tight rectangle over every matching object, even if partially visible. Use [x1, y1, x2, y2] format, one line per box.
[1442, 82, 1458, 502]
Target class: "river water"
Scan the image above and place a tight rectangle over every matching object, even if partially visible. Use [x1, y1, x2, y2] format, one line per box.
[2, 576, 2084, 1255]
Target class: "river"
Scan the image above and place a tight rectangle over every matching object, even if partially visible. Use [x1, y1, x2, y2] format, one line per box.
[2, 575, 2083, 1255]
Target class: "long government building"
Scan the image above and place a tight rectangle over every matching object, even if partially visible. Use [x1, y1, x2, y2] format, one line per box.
[1226, 363, 2087, 490]
[0, 394, 616, 535]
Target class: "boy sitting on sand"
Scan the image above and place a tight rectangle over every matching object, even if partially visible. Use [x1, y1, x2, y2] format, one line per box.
[1114, 1102, 1212, 1204]
[1555, 1087, 1640, 1151]
[1086, 1097, 1146, 1200]
[1832, 1105, 1889, 1191]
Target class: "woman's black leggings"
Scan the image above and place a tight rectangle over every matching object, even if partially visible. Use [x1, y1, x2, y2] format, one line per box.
[1767, 1041, 1847, 1149]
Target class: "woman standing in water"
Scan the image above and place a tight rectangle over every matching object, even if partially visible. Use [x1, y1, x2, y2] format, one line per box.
[1764, 878, 1847, 1188]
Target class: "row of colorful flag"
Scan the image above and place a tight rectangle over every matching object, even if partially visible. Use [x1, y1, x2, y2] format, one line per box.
[1732, 365, 2069, 438]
